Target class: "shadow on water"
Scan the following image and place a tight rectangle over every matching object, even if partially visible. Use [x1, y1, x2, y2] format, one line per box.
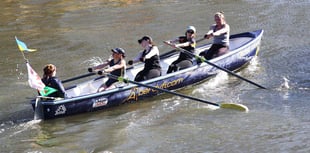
[0, 107, 34, 125]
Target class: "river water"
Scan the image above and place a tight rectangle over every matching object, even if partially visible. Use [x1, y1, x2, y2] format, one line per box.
[0, 0, 309, 152]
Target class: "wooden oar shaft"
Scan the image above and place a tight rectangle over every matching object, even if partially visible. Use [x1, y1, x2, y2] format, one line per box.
[164, 42, 266, 89]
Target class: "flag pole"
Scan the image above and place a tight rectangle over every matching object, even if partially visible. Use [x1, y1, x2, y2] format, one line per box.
[20, 50, 29, 63]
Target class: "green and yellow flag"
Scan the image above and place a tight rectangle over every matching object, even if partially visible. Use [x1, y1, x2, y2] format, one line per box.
[15, 36, 37, 52]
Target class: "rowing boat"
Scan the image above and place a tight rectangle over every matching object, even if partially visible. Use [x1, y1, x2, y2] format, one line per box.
[31, 29, 264, 120]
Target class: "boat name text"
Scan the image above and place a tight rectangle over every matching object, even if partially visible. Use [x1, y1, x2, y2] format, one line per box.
[126, 78, 184, 101]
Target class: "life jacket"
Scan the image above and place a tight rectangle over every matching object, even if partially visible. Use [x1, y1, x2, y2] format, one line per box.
[109, 59, 125, 77]
[142, 46, 161, 71]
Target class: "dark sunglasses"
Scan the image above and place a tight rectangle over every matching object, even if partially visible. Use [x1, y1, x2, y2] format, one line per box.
[187, 30, 194, 34]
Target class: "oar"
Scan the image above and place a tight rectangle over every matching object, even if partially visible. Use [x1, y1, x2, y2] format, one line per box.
[196, 37, 205, 43]
[163, 41, 267, 89]
[101, 73, 249, 112]
[62, 72, 96, 83]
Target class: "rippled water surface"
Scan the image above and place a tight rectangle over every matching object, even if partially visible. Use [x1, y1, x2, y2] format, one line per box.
[0, 0, 309, 152]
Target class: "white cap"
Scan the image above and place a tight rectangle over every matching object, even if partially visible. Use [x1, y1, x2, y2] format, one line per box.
[186, 26, 196, 33]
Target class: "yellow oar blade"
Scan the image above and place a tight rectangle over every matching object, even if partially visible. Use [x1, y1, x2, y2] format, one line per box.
[220, 103, 249, 112]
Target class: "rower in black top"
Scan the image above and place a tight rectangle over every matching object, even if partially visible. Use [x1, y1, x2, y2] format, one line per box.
[128, 35, 162, 82]
[165, 26, 197, 74]
[88, 48, 126, 92]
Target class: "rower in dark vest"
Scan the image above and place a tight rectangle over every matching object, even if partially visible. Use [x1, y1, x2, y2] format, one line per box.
[88, 48, 126, 92]
[165, 26, 197, 74]
[127, 35, 162, 82]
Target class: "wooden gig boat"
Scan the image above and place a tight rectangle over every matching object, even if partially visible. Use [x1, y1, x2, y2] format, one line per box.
[31, 29, 264, 120]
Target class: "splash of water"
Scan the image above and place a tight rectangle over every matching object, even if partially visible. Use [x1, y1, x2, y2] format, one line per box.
[81, 56, 108, 67]
[280, 77, 290, 89]
[276, 77, 290, 100]
[208, 71, 229, 87]
[247, 56, 260, 72]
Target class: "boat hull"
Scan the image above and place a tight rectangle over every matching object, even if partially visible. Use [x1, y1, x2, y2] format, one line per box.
[31, 29, 264, 120]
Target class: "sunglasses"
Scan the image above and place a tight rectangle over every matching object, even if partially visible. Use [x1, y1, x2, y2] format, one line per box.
[187, 30, 194, 34]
